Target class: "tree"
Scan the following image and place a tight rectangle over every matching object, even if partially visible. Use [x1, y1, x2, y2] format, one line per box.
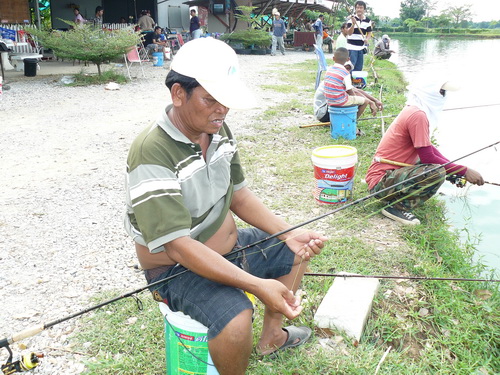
[28, 22, 141, 76]
[400, 0, 428, 22]
[434, 14, 452, 31]
[403, 18, 422, 32]
[446, 4, 474, 27]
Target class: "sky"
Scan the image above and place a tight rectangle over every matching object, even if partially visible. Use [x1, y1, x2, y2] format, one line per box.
[365, 0, 499, 22]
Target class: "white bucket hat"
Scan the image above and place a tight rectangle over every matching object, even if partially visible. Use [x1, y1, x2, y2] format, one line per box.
[171, 38, 257, 110]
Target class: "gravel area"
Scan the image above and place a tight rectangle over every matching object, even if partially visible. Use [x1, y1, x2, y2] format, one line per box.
[0, 50, 325, 374]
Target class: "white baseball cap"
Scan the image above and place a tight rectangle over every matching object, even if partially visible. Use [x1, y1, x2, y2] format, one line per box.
[441, 80, 461, 91]
[170, 38, 256, 110]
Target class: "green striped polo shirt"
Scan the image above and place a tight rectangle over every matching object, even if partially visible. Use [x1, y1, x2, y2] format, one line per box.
[124, 104, 247, 253]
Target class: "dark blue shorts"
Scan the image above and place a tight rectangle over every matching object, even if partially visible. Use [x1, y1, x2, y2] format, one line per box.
[146, 228, 296, 340]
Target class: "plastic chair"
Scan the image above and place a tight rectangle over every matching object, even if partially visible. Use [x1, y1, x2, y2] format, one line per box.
[314, 44, 328, 90]
[123, 46, 146, 79]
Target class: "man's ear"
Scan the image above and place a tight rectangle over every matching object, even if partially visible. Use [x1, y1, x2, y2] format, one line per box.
[170, 83, 186, 107]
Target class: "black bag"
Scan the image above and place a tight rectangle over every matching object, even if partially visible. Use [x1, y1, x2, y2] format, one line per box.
[362, 46, 368, 54]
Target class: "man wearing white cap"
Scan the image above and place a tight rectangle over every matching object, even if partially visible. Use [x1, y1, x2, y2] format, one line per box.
[373, 34, 395, 59]
[124, 38, 327, 374]
[365, 79, 484, 225]
[271, 11, 286, 55]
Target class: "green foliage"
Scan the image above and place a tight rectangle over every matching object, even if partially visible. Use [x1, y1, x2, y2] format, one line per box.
[220, 6, 271, 48]
[68, 70, 128, 86]
[399, 0, 427, 22]
[27, 21, 141, 75]
[220, 28, 271, 48]
[445, 5, 474, 26]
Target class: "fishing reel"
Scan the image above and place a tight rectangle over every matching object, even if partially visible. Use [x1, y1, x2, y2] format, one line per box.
[1, 345, 43, 374]
[446, 174, 467, 188]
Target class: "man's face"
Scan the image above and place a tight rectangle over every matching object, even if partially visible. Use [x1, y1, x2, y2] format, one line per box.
[355, 5, 365, 17]
[98, 9, 104, 16]
[178, 86, 229, 135]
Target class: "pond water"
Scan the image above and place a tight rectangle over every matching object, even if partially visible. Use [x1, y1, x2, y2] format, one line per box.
[383, 36, 500, 273]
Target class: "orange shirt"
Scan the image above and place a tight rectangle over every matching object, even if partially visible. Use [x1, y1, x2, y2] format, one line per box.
[365, 105, 432, 190]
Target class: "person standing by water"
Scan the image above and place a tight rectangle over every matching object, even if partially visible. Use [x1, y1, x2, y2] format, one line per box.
[365, 78, 484, 225]
[190, 9, 202, 39]
[346, 0, 372, 72]
[271, 12, 286, 56]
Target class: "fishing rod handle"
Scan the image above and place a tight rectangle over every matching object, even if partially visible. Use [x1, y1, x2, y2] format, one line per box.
[6, 325, 44, 346]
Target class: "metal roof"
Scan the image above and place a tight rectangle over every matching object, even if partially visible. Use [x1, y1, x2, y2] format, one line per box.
[183, 0, 342, 19]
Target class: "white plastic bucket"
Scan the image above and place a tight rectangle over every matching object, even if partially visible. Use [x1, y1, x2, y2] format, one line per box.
[159, 302, 219, 375]
[311, 145, 358, 204]
[351, 70, 368, 89]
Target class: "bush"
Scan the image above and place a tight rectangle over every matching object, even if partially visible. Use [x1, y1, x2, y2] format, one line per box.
[220, 28, 271, 48]
[28, 21, 141, 75]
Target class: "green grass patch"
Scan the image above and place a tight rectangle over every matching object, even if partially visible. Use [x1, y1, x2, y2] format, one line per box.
[68, 69, 128, 86]
[260, 84, 298, 93]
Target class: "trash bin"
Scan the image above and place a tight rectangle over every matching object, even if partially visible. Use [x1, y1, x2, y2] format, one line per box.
[24, 58, 38, 77]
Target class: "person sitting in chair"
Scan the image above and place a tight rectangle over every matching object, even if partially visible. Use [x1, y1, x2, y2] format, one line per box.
[146, 26, 171, 60]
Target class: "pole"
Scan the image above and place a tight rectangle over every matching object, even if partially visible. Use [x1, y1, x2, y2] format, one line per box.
[34, 0, 41, 29]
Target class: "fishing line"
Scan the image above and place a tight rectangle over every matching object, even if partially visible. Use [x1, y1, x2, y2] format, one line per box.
[303, 273, 500, 283]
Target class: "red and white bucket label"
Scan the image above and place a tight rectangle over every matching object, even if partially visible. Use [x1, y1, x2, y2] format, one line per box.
[313, 165, 356, 204]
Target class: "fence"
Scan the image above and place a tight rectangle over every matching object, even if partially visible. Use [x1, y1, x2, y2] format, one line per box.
[1, 23, 135, 54]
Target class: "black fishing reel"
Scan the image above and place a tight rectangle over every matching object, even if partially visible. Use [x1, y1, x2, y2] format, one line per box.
[1, 346, 43, 374]
[446, 174, 467, 188]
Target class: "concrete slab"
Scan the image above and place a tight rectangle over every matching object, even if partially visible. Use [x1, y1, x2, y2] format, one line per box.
[313, 272, 380, 341]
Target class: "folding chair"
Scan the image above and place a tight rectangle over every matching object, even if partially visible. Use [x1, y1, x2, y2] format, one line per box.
[138, 41, 150, 62]
[314, 44, 328, 90]
[123, 46, 146, 79]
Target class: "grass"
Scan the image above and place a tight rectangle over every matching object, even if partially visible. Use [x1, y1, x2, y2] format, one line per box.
[67, 69, 128, 86]
[73, 56, 499, 374]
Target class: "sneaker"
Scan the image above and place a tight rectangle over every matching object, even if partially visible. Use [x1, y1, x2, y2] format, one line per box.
[356, 128, 365, 137]
[381, 207, 421, 225]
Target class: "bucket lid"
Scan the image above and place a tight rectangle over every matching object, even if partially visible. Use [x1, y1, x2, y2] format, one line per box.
[312, 145, 357, 159]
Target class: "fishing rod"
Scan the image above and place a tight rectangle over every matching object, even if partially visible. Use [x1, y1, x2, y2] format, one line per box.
[1, 140, 499, 371]
[300, 103, 500, 129]
[485, 181, 500, 187]
[304, 273, 500, 283]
